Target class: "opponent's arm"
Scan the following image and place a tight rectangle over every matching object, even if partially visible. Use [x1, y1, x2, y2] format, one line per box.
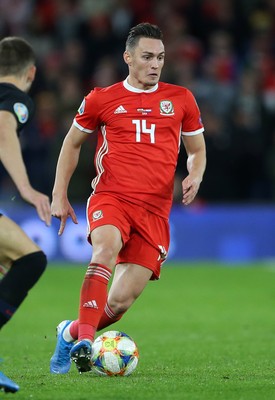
[0, 110, 51, 225]
[51, 124, 89, 235]
[181, 133, 206, 205]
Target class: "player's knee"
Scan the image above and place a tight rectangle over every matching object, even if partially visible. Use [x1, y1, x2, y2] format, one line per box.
[91, 246, 118, 268]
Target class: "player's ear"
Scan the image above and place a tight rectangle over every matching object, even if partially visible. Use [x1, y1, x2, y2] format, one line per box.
[123, 50, 132, 66]
[27, 65, 36, 84]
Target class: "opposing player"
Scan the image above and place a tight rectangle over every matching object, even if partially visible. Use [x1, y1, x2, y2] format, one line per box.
[0, 37, 51, 392]
[50, 22, 206, 374]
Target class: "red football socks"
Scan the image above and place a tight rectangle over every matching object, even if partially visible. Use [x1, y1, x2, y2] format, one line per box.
[97, 302, 124, 330]
[78, 263, 112, 342]
[69, 302, 124, 340]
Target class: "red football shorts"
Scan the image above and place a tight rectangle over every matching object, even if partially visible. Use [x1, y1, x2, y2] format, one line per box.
[86, 193, 170, 280]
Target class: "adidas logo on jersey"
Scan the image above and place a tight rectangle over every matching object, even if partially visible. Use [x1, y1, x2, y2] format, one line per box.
[114, 105, 127, 114]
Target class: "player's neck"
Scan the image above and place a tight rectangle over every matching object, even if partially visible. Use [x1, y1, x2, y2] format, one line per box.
[0, 75, 26, 91]
[125, 76, 158, 92]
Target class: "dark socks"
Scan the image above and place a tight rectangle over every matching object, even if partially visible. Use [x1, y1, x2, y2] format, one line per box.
[0, 251, 47, 328]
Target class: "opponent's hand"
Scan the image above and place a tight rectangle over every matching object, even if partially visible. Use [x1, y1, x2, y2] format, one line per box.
[51, 197, 78, 235]
[182, 175, 201, 206]
[20, 187, 51, 226]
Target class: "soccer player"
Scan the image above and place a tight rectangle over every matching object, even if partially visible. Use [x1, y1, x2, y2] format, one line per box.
[50, 22, 206, 374]
[0, 37, 51, 392]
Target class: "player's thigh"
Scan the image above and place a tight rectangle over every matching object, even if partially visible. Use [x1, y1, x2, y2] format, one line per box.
[108, 263, 152, 308]
[0, 215, 40, 267]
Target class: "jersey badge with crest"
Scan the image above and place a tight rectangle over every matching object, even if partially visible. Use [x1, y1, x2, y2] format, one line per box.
[92, 210, 103, 221]
[160, 100, 174, 116]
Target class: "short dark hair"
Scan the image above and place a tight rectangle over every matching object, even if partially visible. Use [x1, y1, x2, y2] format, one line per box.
[126, 23, 163, 50]
[0, 36, 35, 77]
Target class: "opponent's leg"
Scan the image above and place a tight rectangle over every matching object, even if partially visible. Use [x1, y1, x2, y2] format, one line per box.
[0, 216, 47, 329]
[0, 216, 40, 268]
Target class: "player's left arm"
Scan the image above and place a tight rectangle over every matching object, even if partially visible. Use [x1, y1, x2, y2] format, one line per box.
[181, 133, 206, 205]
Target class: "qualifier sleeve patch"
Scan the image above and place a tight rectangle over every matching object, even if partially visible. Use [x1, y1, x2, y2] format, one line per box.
[13, 102, 29, 123]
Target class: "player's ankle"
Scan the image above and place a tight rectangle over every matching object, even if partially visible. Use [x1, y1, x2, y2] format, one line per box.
[62, 323, 74, 342]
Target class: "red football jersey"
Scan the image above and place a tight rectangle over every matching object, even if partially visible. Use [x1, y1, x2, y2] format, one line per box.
[74, 79, 204, 218]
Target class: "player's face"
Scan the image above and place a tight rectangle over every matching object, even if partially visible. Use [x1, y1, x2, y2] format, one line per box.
[125, 38, 165, 90]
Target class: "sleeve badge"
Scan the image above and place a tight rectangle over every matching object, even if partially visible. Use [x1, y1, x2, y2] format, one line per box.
[78, 99, 85, 115]
[13, 102, 29, 123]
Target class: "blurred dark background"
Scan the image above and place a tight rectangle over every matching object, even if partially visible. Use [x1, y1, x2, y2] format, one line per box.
[1, 0, 275, 205]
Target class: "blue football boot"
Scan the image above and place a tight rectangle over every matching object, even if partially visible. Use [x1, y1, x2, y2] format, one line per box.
[50, 320, 73, 374]
[70, 340, 92, 373]
[0, 371, 19, 393]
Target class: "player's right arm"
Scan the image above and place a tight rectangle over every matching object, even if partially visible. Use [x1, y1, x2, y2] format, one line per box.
[0, 110, 51, 226]
[51, 124, 90, 235]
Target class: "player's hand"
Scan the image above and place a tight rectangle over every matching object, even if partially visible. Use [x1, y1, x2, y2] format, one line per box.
[20, 187, 51, 226]
[181, 175, 201, 206]
[51, 197, 78, 235]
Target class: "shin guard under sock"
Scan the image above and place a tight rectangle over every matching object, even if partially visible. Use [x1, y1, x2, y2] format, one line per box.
[0, 251, 47, 328]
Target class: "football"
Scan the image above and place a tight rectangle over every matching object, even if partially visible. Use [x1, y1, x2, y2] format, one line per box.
[91, 330, 139, 376]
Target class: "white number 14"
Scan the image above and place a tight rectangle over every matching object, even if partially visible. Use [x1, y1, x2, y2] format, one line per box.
[132, 119, 156, 143]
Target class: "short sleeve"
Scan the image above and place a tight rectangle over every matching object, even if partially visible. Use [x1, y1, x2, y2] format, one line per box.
[0, 87, 34, 132]
[73, 89, 101, 133]
[181, 89, 204, 136]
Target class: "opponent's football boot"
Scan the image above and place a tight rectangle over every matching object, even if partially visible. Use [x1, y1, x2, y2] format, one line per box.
[0, 371, 19, 393]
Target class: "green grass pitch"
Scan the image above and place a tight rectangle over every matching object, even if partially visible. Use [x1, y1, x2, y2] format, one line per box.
[1, 262, 275, 399]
